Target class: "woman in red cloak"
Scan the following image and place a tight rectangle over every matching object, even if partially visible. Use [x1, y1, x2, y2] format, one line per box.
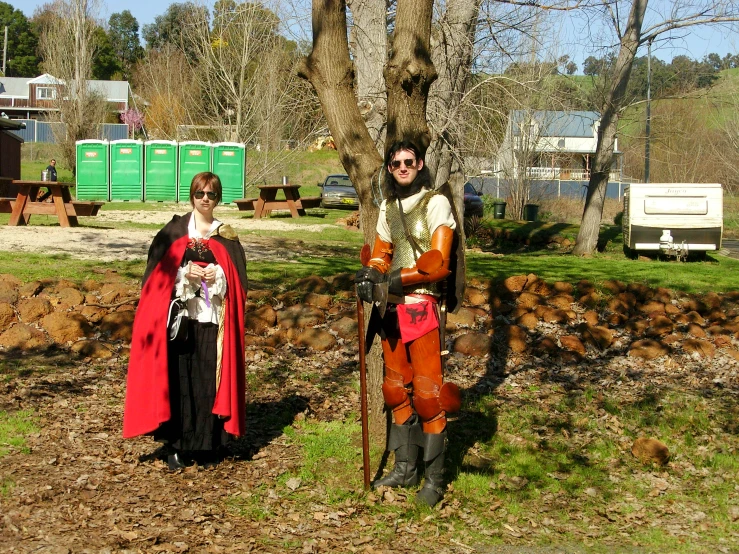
[123, 172, 248, 470]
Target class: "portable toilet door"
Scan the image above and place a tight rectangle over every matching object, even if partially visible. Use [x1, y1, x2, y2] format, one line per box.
[76, 140, 109, 201]
[178, 141, 212, 203]
[144, 140, 178, 201]
[212, 142, 245, 204]
[110, 139, 144, 201]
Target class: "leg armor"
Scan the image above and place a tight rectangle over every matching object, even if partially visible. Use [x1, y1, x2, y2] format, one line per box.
[381, 332, 414, 425]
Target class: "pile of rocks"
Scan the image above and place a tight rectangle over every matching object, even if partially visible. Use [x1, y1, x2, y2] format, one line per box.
[1, 271, 738, 368]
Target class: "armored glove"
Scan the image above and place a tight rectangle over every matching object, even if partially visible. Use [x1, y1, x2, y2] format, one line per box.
[355, 266, 385, 303]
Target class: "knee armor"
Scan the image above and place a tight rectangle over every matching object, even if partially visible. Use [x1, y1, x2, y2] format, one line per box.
[382, 369, 410, 410]
[412, 375, 461, 421]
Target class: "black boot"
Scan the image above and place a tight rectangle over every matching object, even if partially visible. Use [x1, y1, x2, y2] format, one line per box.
[372, 417, 423, 489]
[416, 431, 447, 507]
[168, 451, 187, 471]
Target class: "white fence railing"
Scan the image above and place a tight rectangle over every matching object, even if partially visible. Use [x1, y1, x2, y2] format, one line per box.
[524, 167, 621, 182]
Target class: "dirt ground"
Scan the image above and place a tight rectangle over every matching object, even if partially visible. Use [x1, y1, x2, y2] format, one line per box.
[2, 207, 337, 262]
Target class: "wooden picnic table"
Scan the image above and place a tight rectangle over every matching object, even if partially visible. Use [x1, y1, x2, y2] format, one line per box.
[252, 184, 304, 219]
[3, 180, 104, 227]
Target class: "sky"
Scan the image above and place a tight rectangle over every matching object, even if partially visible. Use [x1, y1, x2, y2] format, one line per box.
[9, 0, 739, 71]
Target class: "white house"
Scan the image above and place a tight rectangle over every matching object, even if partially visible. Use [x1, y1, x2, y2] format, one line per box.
[498, 110, 622, 181]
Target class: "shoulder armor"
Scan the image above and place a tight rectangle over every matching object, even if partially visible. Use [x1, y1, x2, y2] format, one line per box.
[216, 224, 239, 241]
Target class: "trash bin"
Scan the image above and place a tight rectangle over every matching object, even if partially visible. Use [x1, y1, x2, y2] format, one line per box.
[144, 140, 178, 201]
[212, 142, 245, 204]
[178, 141, 212, 203]
[493, 201, 506, 219]
[76, 140, 109, 201]
[523, 203, 539, 222]
[110, 139, 143, 201]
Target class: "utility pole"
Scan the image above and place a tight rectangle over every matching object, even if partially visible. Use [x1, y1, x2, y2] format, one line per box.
[2, 27, 7, 76]
[644, 39, 652, 183]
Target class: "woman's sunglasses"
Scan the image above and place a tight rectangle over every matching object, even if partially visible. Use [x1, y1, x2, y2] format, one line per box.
[194, 190, 217, 200]
[389, 158, 417, 170]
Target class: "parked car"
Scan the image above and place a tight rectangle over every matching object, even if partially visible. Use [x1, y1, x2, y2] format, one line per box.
[463, 182, 484, 218]
[319, 174, 359, 209]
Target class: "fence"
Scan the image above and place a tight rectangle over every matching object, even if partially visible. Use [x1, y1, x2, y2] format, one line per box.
[11, 120, 129, 143]
[469, 175, 635, 202]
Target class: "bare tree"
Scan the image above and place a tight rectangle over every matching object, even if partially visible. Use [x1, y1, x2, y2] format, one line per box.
[37, 0, 109, 173]
[573, 0, 739, 256]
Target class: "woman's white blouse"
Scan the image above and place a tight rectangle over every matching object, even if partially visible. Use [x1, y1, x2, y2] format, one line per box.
[173, 215, 228, 324]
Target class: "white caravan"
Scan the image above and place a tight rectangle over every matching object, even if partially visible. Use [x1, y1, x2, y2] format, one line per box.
[622, 183, 723, 259]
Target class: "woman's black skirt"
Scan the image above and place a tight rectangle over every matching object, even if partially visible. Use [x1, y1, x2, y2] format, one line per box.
[154, 320, 229, 452]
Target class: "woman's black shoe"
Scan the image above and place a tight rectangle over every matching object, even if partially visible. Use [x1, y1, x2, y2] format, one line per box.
[168, 452, 187, 471]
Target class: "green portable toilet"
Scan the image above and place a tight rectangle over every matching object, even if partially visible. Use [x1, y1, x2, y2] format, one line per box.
[212, 142, 245, 204]
[144, 140, 178, 201]
[76, 140, 109, 201]
[178, 141, 212, 203]
[110, 139, 143, 201]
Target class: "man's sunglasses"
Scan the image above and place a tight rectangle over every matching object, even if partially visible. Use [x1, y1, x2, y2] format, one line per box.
[194, 190, 217, 200]
[389, 158, 417, 170]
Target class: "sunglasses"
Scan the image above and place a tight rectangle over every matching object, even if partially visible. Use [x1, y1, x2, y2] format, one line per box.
[389, 158, 417, 170]
[194, 190, 217, 200]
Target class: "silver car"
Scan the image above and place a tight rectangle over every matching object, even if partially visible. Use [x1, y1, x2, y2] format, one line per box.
[320, 174, 359, 209]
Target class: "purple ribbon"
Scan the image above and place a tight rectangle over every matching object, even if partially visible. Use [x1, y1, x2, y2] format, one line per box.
[201, 280, 211, 307]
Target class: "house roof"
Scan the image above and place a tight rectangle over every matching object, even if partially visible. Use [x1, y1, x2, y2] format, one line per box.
[0, 75, 129, 102]
[510, 110, 600, 138]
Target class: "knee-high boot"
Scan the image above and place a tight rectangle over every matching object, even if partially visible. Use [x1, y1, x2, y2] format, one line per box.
[372, 416, 423, 488]
[416, 431, 446, 507]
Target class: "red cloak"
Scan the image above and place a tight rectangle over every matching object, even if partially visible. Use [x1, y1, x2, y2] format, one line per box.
[123, 215, 247, 438]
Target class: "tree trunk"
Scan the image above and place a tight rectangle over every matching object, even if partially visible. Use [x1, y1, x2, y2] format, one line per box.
[573, 0, 647, 256]
[298, 0, 386, 444]
[384, 0, 437, 152]
[348, 0, 387, 149]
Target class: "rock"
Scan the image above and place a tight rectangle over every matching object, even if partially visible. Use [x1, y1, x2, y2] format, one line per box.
[502, 275, 528, 294]
[631, 437, 670, 465]
[447, 307, 476, 330]
[40, 312, 92, 344]
[629, 339, 670, 359]
[547, 294, 575, 310]
[502, 325, 528, 353]
[18, 280, 44, 297]
[684, 310, 706, 325]
[294, 328, 336, 351]
[560, 335, 586, 355]
[0, 302, 16, 328]
[579, 292, 600, 308]
[518, 292, 543, 309]
[683, 339, 715, 359]
[602, 279, 626, 294]
[581, 325, 614, 350]
[55, 287, 85, 309]
[98, 311, 135, 341]
[304, 293, 333, 310]
[453, 332, 492, 357]
[686, 323, 706, 338]
[524, 276, 551, 296]
[246, 305, 278, 334]
[0, 323, 48, 349]
[647, 315, 674, 337]
[465, 288, 488, 306]
[638, 300, 665, 314]
[576, 279, 595, 295]
[517, 312, 538, 330]
[582, 310, 599, 325]
[534, 305, 568, 324]
[80, 305, 107, 323]
[534, 336, 558, 354]
[0, 281, 19, 304]
[277, 304, 325, 329]
[607, 298, 630, 314]
[552, 281, 573, 294]
[17, 297, 53, 323]
[71, 339, 114, 359]
[99, 282, 135, 304]
[330, 272, 355, 291]
[294, 275, 332, 294]
[625, 318, 649, 335]
[330, 317, 357, 340]
[247, 289, 273, 302]
[0, 273, 22, 288]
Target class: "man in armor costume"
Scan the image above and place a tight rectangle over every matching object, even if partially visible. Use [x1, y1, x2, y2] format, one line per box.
[355, 140, 461, 507]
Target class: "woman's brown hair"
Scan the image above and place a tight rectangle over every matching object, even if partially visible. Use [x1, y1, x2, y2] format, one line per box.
[189, 172, 222, 205]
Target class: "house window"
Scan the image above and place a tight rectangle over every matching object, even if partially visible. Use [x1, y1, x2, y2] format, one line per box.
[37, 87, 56, 100]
